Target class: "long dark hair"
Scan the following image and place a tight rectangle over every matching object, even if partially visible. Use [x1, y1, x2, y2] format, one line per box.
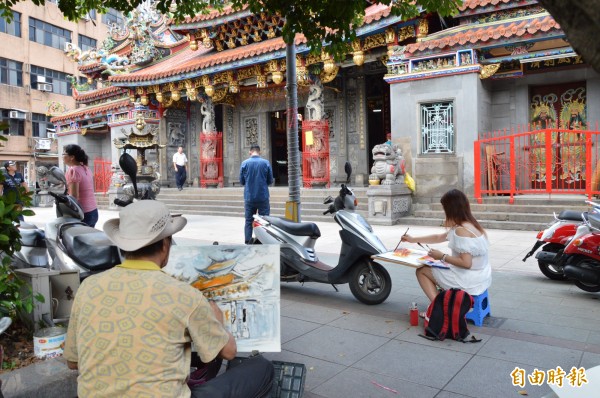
[440, 189, 485, 235]
[63, 144, 89, 166]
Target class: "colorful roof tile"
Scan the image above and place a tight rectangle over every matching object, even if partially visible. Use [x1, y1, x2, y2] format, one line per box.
[179, 4, 250, 24]
[109, 35, 306, 83]
[74, 86, 128, 102]
[51, 98, 131, 124]
[460, 0, 516, 10]
[405, 14, 560, 54]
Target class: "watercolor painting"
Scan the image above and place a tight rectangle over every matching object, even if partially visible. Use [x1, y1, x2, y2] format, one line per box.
[164, 244, 280, 352]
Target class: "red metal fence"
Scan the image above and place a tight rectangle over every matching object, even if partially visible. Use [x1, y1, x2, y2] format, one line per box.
[93, 158, 113, 194]
[474, 123, 600, 203]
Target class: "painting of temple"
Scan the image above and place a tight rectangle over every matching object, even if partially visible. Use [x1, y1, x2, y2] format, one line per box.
[50, 0, 599, 203]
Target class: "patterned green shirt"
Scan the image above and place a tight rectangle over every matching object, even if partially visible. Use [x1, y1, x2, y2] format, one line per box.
[64, 259, 230, 398]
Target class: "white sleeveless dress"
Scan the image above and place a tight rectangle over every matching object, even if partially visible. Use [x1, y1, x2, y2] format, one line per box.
[431, 226, 492, 296]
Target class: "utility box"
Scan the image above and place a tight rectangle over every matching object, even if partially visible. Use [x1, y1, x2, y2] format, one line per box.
[15, 268, 60, 330]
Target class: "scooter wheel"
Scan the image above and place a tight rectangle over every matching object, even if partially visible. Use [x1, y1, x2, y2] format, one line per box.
[349, 260, 392, 305]
[574, 280, 600, 293]
[538, 261, 568, 281]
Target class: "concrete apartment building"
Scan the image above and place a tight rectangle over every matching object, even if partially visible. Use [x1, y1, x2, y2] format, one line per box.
[0, 1, 114, 186]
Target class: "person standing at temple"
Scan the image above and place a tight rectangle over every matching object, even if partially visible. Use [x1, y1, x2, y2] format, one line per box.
[239, 144, 273, 244]
[173, 146, 188, 191]
[63, 145, 98, 227]
[0, 161, 28, 221]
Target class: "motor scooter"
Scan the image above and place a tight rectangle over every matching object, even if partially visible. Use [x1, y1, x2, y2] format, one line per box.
[522, 201, 600, 280]
[3, 221, 49, 269]
[561, 212, 600, 292]
[252, 184, 392, 305]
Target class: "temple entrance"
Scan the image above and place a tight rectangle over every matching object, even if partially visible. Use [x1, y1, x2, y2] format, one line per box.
[366, 73, 391, 154]
[270, 108, 304, 186]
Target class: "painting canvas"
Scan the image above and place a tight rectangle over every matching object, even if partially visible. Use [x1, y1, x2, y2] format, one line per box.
[164, 244, 280, 352]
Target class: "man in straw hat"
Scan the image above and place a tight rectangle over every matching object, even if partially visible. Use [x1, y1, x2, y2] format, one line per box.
[64, 200, 274, 397]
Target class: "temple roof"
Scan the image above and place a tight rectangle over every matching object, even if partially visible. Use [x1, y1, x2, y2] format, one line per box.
[405, 13, 560, 54]
[459, 0, 518, 10]
[74, 86, 128, 102]
[109, 35, 305, 84]
[51, 98, 131, 123]
[108, 3, 396, 86]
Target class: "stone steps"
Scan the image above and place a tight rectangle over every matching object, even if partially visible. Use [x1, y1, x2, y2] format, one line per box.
[96, 188, 595, 231]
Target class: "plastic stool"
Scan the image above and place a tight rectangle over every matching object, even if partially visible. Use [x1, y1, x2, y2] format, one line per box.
[466, 290, 490, 326]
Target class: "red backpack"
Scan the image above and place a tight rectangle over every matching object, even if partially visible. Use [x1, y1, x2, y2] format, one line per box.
[421, 288, 481, 343]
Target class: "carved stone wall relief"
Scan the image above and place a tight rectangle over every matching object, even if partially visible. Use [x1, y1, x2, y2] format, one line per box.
[244, 117, 259, 147]
[226, 106, 234, 143]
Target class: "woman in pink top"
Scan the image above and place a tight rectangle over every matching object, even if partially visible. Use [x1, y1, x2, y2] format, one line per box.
[63, 144, 98, 227]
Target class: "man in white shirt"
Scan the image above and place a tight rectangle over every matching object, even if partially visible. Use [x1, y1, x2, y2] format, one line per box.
[172, 146, 188, 191]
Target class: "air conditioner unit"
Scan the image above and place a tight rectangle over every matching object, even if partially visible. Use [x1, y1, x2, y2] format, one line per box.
[37, 76, 47, 83]
[9, 110, 25, 119]
[48, 132, 57, 139]
[38, 83, 53, 92]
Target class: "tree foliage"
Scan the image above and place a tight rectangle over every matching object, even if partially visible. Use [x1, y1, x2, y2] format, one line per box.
[0, 0, 462, 59]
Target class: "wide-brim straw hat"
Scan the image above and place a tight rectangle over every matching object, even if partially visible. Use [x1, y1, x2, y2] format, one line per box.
[103, 200, 187, 252]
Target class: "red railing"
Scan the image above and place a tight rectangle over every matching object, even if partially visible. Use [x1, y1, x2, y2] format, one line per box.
[474, 123, 600, 204]
[93, 158, 113, 194]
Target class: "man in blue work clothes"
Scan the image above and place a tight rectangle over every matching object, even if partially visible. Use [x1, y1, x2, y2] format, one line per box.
[240, 144, 273, 244]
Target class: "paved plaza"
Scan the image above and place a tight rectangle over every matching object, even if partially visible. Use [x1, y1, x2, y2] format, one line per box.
[1, 206, 599, 398]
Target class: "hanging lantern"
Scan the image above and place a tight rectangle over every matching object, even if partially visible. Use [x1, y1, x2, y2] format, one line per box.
[171, 90, 181, 101]
[271, 71, 284, 84]
[204, 85, 214, 97]
[130, 94, 136, 103]
[229, 81, 239, 93]
[155, 91, 163, 103]
[87, 77, 93, 85]
[353, 51, 365, 66]
[190, 38, 198, 51]
[323, 59, 335, 74]
[140, 95, 149, 105]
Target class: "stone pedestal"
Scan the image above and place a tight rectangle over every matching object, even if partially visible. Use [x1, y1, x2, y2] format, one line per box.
[367, 183, 412, 225]
[36, 191, 57, 208]
[108, 186, 125, 210]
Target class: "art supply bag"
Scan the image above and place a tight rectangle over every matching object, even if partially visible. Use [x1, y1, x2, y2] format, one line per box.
[420, 288, 480, 343]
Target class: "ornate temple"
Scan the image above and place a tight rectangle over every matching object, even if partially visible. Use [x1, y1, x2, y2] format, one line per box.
[50, 0, 599, 201]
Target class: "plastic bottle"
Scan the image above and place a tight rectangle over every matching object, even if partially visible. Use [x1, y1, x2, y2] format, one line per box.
[409, 302, 419, 326]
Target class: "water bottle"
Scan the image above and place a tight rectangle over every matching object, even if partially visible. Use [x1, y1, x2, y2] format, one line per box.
[409, 302, 419, 326]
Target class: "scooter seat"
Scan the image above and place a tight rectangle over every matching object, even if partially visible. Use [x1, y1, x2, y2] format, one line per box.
[589, 213, 600, 230]
[263, 216, 321, 238]
[61, 225, 121, 271]
[20, 228, 46, 247]
[557, 210, 587, 221]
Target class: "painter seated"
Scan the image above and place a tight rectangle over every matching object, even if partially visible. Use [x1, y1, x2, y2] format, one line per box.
[401, 189, 492, 303]
[64, 200, 274, 398]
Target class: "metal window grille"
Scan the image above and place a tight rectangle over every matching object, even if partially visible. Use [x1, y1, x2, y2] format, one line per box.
[420, 102, 454, 154]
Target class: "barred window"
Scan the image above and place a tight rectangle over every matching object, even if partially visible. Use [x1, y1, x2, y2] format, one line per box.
[420, 101, 455, 154]
[29, 17, 71, 50]
[0, 11, 21, 37]
[32, 113, 54, 138]
[0, 110, 25, 136]
[30, 65, 72, 96]
[102, 8, 124, 27]
[78, 34, 97, 52]
[0, 58, 23, 86]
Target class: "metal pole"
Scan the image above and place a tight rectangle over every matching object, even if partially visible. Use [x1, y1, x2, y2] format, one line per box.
[285, 42, 301, 221]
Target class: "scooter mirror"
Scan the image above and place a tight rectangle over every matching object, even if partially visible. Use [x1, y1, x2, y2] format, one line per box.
[119, 153, 139, 199]
[323, 195, 334, 204]
[0, 316, 12, 334]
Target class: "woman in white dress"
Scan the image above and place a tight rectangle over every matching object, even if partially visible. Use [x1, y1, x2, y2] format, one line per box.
[401, 189, 491, 302]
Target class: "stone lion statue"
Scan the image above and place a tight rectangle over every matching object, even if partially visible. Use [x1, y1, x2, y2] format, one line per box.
[369, 143, 405, 185]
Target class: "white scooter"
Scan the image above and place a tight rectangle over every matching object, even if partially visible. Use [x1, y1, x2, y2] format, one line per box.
[252, 184, 392, 305]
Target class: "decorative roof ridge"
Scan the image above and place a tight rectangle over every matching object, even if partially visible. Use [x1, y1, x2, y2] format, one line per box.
[176, 4, 251, 25]
[51, 98, 131, 124]
[459, 0, 523, 11]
